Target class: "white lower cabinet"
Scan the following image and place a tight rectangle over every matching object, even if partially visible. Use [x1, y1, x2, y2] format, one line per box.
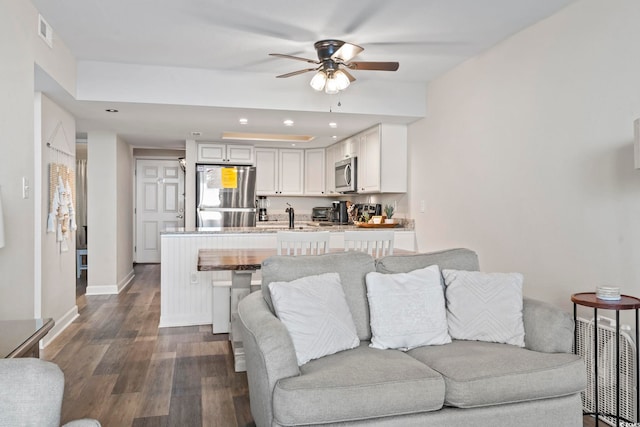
[255, 148, 304, 195]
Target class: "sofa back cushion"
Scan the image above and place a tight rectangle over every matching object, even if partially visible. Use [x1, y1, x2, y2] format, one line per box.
[376, 248, 480, 274]
[262, 251, 376, 340]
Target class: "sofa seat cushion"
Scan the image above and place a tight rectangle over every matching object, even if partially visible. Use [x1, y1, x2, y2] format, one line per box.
[273, 343, 445, 426]
[407, 340, 586, 409]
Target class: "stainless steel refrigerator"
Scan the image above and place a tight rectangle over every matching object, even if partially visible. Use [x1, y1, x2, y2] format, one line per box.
[196, 164, 257, 227]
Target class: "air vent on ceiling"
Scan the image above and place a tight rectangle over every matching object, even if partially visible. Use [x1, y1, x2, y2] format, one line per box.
[38, 14, 53, 48]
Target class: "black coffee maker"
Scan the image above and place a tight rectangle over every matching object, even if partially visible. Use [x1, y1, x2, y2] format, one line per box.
[332, 201, 350, 224]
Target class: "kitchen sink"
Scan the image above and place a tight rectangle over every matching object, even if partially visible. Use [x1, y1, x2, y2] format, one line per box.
[255, 223, 316, 230]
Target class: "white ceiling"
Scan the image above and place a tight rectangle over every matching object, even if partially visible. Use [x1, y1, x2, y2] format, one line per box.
[32, 0, 576, 149]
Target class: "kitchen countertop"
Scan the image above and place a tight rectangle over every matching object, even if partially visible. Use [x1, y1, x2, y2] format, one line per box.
[162, 220, 413, 235]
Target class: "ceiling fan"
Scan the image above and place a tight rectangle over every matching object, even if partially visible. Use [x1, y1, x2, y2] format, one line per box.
[269, 39, 399, 94]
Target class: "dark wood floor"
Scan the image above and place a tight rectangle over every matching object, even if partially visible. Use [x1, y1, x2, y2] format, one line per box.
[42, 264, 255, 427]
[42, 264, 597, 427]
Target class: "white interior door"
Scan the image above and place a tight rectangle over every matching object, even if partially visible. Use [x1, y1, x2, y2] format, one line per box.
[135, 159, 184, 263]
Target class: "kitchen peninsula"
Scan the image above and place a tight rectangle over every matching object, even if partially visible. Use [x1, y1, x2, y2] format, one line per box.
[159, 222, 416, 331]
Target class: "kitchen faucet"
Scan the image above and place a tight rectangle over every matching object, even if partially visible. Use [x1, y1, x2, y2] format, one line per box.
[286, 203, 295, 229]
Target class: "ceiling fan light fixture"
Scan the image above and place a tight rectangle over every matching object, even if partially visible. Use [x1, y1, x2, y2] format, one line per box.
[324, 75, 339, 94]
[333, 70, 350, 91]
[310, 71, 327, 91]
[272, 39, 398, 95]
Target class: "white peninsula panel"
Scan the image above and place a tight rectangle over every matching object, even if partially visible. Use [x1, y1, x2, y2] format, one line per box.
[160, 232, 276, 329]
[160, 229, 416, 330]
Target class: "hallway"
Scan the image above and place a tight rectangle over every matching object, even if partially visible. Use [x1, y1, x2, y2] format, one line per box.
[43, 264, 254, 427]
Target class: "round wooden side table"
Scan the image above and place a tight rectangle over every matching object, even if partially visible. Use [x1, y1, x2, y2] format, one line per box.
[571, 292, 640, 427]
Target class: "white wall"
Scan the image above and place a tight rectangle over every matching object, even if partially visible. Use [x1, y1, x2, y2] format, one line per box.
[38, 93, 79, 340]
[76, 61, 426, 119]
[0, 0, 76, 320]
[86, 131, 134, 294]
[409, 0, 640, 311]
[116, 136, 134, 284]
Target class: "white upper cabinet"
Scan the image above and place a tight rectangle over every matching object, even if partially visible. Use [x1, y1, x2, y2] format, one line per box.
[279, 149, 304, 195]
[338, 136, 359, 159]
[255, 148, 304, 196]
[358, 127, 381, 193]
[304, 148, 325, 196]
[324, 144, 339, 195]
[356, 124, 407, 193]
[255, 148, 278, 195]
[197, 143, 254, 164]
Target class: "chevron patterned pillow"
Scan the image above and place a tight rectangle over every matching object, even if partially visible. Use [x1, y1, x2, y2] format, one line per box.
[442, 270, 525, 347]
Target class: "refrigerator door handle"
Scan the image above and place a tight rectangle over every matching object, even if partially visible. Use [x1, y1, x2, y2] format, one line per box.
[197, 207, 256, 213]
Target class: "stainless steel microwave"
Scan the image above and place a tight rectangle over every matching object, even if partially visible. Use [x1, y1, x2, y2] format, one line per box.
[335, 157, 357, 193]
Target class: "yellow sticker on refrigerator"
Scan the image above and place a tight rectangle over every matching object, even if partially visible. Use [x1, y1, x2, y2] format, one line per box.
[221, 168, 238, 188]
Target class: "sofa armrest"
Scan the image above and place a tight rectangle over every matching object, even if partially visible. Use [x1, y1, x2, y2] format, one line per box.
[523, 297, 574, 353]
[238, 291, 300, 427]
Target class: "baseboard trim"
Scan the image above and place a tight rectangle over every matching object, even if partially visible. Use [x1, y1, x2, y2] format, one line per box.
[42, 305, 79, 347]
[85, 284, 118, 295]
[86, 269, 135, 295]
[118, 269, 135, 293]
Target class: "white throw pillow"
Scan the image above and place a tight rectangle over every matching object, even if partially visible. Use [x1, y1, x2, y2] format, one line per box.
[268, 272, 360, 366]
[442, 269, 525, 347]
[366, 265, 451, 351]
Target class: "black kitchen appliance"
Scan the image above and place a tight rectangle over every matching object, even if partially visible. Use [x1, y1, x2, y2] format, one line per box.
[333, 201, 350, 224]
[355, 203, 382, 221]
[312, 206, 333, 222]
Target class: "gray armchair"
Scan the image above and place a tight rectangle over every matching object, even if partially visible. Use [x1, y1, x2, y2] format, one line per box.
[0, 358, 101, 427]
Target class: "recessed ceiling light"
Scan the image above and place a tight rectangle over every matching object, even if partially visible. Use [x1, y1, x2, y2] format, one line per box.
[222, 132, 315, 143]
[105, 108, 118, 113]
[239, 118, 248, 125]
[332, 135, 337, 139]
[329, 122, 337, 128]
[283, 119, 294, 127]
[190, 131, 202, 136]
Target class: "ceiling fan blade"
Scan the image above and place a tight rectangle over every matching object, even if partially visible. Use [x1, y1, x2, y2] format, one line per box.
[347, 61, 399, 71]
[269, 53, 319, 65]
[340, 68, 356, 82]
[276, 68, 318, 78]
[330, 42, 364, 63]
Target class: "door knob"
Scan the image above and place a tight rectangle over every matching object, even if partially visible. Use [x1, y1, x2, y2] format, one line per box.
[176, 214, 184, 219]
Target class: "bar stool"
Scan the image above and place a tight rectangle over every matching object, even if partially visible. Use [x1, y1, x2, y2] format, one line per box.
[344, 230, 394, 258]
[276, 231, 330, 255]
[76, 248, 88, 278]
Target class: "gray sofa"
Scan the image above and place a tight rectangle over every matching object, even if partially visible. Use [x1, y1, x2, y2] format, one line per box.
[238, 248, 587, 427]
[0, 358, 101, 427]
